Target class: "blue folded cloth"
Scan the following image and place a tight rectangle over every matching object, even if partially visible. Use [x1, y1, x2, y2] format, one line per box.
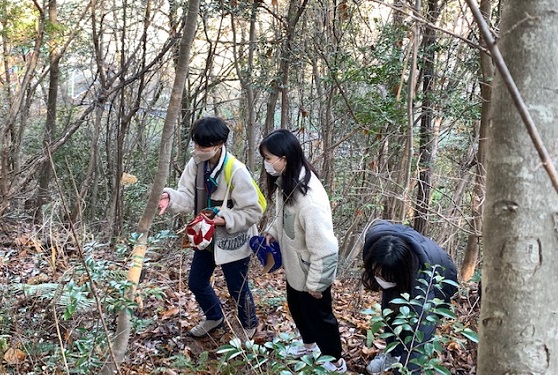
[249, 236, 282, 273]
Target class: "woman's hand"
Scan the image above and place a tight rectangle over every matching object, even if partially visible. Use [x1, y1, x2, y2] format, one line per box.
[158, 192, 170, 215]
[264, 234, 276, 246]
[308, 291, 323, 299]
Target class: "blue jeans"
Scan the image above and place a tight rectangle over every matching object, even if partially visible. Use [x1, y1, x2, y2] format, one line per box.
[188, 250, 258, 329]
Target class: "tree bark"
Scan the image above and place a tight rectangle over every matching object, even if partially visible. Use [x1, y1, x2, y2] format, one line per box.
[70, 105, 102, 224]
[35, 0, 59, 222]
[398, 0, 419, 221]
[231, 2, 258, 169]
[461, 0, 493, 282]
[279, 0, 309, 128]
[413, 0, 441, 234]
[0, 2, 45, 216]
[246, 2, 258, 170]
[478, 1, 558, 373]
[100, 0, 200, 372]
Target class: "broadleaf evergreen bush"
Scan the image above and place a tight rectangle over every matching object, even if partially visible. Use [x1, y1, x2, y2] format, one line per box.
[362, 266, 477, 375]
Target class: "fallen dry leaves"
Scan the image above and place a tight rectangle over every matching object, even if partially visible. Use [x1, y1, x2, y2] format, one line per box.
[3, 348, 26, 365]
[0, 219, 479, 374]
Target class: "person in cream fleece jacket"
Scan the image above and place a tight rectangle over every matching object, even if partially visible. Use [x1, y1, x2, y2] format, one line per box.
[259, 129, 347, 374]
[158, 117, 263, 339]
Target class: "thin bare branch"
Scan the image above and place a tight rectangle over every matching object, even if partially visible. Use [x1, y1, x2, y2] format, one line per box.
[465, 0, 558, 196]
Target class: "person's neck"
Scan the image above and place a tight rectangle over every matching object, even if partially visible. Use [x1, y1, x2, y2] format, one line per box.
[208, 148, 223, 169]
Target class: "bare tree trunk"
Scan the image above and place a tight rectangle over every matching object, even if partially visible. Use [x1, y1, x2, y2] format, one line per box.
[279, 2, 293, 130]
[313, 1, 340, 190]
[0, 36, 13, 215]
[70, 105, 102, 224]
[261, 2, 281, 136]
[382, 0, 416, 222]
[321, 87, 335, 188]
[245, 2, 257, 170]
[393, 0, 406, 24]
[35, 0, 59, 222]
[111, 0, 143, 238]
[0, 2, 45, 216]
[279, 0, 309, 128]
[437, 137, 476, 257]
[264, 83, 280, 134]
[231, 2, 258, 169]
[398, 0, 420, 221]
[477, 1, 558, 373]
[100, 0, 200, 372]
[413, 0, 441, 234]
[106, 0, 153, 238]
[460, 0, 493, 282]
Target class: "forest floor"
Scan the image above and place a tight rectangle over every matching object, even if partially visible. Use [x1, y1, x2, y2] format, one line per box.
[0, 219, 480, 374]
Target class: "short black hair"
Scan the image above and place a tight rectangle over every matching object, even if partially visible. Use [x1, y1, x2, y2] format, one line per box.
[190, 117, 230, 147]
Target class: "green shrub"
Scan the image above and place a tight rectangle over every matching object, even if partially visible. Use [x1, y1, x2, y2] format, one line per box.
[215, 332, 339, 374]
[362, 267, 477, 375]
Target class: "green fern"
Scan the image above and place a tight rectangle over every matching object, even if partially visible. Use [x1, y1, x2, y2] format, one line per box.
[11, 283, 96, 314]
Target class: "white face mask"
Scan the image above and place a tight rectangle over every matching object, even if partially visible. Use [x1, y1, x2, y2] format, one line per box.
[264, 159, 282, 176]
[192, 147, 218, 164]
[375, 276, 397, 289]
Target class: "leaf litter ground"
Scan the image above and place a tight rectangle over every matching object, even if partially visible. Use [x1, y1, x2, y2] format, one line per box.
[0, 223, 479, 374]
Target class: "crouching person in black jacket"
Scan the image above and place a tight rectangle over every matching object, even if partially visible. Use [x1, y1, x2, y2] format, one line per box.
[361, 220, 458, 374]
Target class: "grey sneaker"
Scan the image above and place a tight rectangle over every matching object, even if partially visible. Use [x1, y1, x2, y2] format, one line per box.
[322, 358, 347, 373]
[366, 352, 401, 374]
[281, 341, 320, 358]
[188, 317, 224, 338]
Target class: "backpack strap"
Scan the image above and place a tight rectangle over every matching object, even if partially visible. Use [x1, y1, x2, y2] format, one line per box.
[223, 155, 267, 213]
[223, 154, 236, 186]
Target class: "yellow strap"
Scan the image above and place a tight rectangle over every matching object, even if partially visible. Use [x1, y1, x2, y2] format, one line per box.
[223, 155, 267, 213]
[223, 154, 235, 184]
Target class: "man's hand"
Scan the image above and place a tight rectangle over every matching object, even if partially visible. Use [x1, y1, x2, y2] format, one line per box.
[211, 215, 226, 227]
[158, 192, 170, 215]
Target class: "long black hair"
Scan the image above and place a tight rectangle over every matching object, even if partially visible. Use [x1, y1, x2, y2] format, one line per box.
[259, 129, 317, 204]
[361, 235, 419, 294]
[190, 117, 230, 147]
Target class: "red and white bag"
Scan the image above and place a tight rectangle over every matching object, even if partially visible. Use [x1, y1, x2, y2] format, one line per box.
[185, 214, 215, 250]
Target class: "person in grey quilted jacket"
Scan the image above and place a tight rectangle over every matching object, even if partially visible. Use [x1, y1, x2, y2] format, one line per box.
[361, 220, 458, 374]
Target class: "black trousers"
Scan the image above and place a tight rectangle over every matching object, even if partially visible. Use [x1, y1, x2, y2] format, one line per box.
[286, 283, 343, 360]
